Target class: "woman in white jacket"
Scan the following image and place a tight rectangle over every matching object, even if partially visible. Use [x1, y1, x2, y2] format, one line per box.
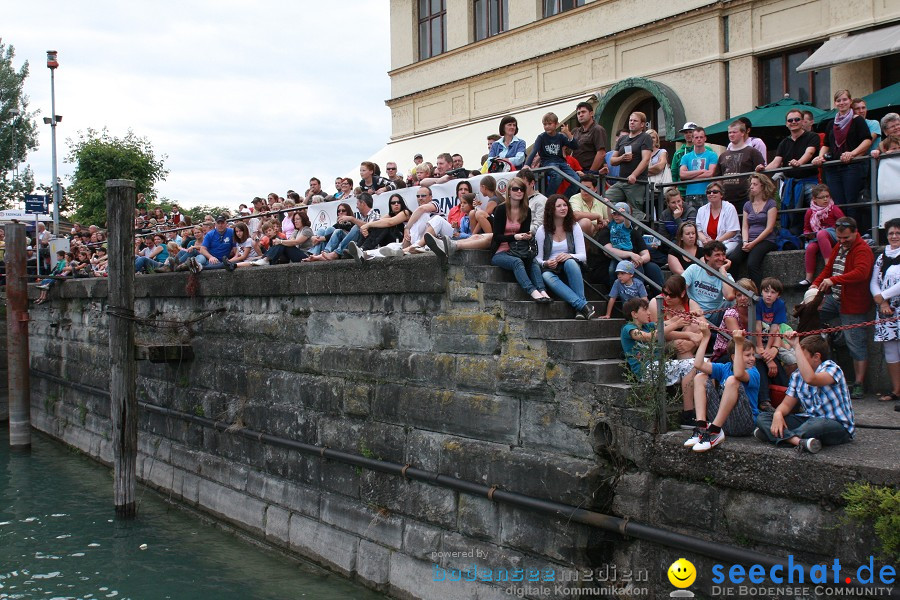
[535, 194, 593, 320]
[696, 181, 740, 255]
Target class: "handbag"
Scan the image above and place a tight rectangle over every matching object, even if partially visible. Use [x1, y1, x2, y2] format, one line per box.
[507, 237, 537, 261]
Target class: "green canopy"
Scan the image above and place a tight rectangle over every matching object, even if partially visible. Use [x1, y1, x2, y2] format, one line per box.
[703, 98, 830, 137]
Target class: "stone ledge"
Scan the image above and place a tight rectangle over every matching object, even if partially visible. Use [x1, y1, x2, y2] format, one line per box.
[47, 255, 447, 299]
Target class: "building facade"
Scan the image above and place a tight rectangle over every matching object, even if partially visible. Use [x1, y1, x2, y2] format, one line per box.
[374, 0, 899, 166]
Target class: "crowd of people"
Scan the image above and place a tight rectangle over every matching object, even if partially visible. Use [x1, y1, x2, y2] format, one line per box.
[17, 92, 900, 442]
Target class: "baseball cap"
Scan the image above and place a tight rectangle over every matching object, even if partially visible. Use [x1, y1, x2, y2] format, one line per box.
[615, 260, 635, 274]
[613, 202, 631, 214]
[679, 122, 699, 132]
[215, 214, 228, 223]
[414, 153, 423, 159]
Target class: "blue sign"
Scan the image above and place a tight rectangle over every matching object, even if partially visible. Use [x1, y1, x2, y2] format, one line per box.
[25, 194, 48, 214]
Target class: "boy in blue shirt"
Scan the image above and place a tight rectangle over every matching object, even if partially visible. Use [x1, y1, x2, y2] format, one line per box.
[755, 276, 796, 369]
[601, 260, 648, 319]
[754, 333, 854, 453]
[687, 322, 760, 452]
[620, 298, 696, 408]
[525, 112, 579, 197]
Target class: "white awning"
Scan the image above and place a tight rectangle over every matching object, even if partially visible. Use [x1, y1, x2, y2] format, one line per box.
[356, 96, 586, 178]
[797, 23, 900, 73]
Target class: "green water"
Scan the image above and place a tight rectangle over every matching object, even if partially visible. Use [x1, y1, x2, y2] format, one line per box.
[0, 429, 385, 599]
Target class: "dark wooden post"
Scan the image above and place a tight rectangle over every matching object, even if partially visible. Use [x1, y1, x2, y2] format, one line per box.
[107, 179, 137, 517]
[6, 224, 31, 450]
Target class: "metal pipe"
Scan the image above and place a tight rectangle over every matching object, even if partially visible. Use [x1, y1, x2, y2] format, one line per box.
[49, 67, 60, 236]
[871, 158, 880, 246]
[26, 368, 819, 572]
[6, 224, 30, 450]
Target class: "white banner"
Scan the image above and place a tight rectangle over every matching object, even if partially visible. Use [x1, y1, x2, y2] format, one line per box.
[878, 158, 900, 227]
[305, 172, 519, 232]
[0, 209, 54, 222]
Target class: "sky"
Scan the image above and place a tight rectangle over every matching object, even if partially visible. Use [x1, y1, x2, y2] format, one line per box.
[4, 0, 393, 210]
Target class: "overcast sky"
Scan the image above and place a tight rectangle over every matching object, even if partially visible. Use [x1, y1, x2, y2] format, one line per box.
[5, 1, 393, 210]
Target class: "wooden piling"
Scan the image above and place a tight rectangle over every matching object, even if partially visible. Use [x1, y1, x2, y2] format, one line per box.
[106, 179, 137, 517]
[6, 224, 31, 450]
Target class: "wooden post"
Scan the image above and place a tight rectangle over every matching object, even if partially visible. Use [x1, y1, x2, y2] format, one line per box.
[6, 224, 31, 450]
[107, 179, 137, 517]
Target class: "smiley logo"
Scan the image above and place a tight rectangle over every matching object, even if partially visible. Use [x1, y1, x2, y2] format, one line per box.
[667, 558, 696, 588]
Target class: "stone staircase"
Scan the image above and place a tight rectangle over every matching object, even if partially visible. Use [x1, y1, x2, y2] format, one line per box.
[448, 250, 631, 404]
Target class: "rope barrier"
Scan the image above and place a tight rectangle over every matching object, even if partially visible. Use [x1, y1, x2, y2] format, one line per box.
[661, 305, 900, 339]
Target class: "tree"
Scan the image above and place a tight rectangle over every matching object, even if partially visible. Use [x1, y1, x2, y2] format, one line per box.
[66, 128, 168, 227]
[0, 38, 40, 209]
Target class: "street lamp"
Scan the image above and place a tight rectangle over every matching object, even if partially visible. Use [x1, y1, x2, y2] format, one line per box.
[8, 108, 19, 180]
[47, 50, 60, 235]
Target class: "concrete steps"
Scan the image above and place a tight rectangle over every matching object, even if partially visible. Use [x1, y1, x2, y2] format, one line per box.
[453, 251, 632, 389]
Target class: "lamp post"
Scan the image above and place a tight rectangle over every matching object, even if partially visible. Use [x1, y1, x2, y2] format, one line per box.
[47, 50, 60, 235]
[9, 108, 19, 181]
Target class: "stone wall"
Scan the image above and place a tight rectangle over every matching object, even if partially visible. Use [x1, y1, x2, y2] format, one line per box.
[24, 252, 894, 599]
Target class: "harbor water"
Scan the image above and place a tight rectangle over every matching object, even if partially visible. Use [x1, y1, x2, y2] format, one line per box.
[0, 428, 384, 599]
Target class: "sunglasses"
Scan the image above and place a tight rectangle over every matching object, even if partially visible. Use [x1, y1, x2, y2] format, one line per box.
[786, 117, 802, 123]
[706, 189, 722, 195]
[390, 200, 402, 205]
[386, 167, 397, 171]
[835, 219, 854, 228]
[510, 186, 525, 192]
[337, 210, 349, 214]
[416, 194, 430, 198]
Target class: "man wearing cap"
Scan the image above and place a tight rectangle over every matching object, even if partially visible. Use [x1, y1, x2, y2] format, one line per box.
[671, 122, 713, 197]
[606, 111, 654, 219]
[409, 153, 424, 178]
[571, 101, 608, 174]
[679, 126, 719, 211]
[597, 202, 663, 289]
[184, 214, 236, 272]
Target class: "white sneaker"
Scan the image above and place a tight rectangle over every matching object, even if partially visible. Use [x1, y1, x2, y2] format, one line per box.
[693, 430, 725, 452]
[684, 427, 704, 447]
[253, 257, 270, 266]
[378, 245, 403, 257]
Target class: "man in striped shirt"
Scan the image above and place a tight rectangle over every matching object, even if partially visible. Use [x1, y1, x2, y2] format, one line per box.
[754, 333, 854, 453]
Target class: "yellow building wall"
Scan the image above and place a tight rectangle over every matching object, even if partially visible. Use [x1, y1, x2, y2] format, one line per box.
[387, 0, 900, 141]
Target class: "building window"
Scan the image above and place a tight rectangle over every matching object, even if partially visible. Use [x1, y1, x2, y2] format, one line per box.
[475, 0, 508, 41]
[759, 47, 830, 109]
[543, 0, 584, 17]
[419, 0, 447, 60]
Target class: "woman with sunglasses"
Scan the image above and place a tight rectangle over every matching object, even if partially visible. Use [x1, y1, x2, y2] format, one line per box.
[871, 218, 900, 405]
[535, 194, 592, 318]
[304, 203, 354, 260]
[696, 182, 740, 255]
[648, 275, 704, 358]
[346, 194, 412, 261]
[490, 177, 550, 302]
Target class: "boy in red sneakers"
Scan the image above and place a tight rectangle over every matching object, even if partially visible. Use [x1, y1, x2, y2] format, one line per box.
[686, 323, 760, 452]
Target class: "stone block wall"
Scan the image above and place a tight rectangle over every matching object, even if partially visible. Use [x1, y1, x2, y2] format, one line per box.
[24, 253, 893, 599]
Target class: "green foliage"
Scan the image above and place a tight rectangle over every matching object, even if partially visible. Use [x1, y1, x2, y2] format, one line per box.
[0, 39, 40, 209]
[65, 128, 168, 227]
[842, 483, 900, 562]
[180, 203, 231, 225]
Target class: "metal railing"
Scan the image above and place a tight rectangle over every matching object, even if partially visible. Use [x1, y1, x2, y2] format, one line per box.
[656, 151, 900, 247]
[531, 165, 757, 310]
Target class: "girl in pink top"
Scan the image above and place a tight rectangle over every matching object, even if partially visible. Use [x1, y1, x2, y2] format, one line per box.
[801, 184, 845, 286]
